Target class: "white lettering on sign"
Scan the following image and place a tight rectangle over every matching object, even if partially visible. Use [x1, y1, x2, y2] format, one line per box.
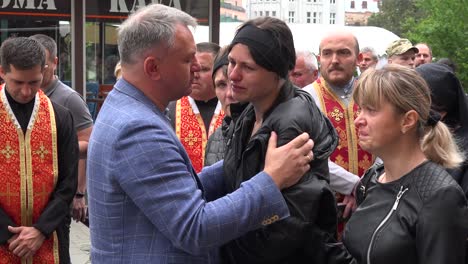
[110, 0, 129, 12]
[1, 0, 57, 10]
[109, 0, 182, 13]
[130, 0, 146, 12]
[38, 0, 56, 10]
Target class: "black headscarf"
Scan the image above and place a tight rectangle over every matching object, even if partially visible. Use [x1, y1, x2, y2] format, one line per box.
[230, 24, 294, 79]
[416, 63, 468, 194]
[416, 63, 468, 139]
[212, 53, 228, 80]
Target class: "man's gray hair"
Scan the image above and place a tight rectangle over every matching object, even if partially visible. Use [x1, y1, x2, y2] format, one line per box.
[360, 47, 378, 61]
[30, 34, 57, 59]
[296, 50, 318, 71]
[118, 4, 197, 65]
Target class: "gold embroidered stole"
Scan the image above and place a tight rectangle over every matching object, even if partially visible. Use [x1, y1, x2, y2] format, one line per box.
[0, 88, 59, 264]
[313, 78, 373, 179]
[175, 96, 224, 173]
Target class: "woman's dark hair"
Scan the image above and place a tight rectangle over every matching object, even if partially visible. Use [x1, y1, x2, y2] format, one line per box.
[212, 46, 230, 86]
[436, 58, 457, 73]
[230, 17, 296, 78]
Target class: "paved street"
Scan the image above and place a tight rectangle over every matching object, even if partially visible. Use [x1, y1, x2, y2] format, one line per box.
[70, 221, 91, 264]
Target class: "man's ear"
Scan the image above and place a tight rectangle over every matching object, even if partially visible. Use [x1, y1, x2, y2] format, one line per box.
[0, 65, 5, 79]
[143, 56, 161, 81]
[356, 52, 363, 66]
[401, 109, 419, 134]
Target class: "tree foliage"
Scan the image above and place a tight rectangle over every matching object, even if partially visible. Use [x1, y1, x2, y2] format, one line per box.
[404, 0, 468, 89]
[367, 0, 467, 89]
[367, 0, 421, 37]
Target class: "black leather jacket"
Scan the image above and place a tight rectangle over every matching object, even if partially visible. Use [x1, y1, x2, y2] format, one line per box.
[204, 103, 248, 167]
[221, 81, 339, 264]
[341, 161, 468, 264]
[204, 118, 230, 167]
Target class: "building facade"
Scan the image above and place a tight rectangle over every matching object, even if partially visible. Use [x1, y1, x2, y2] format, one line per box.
[246, 0, 346, 25]
[221, 0, 247, 22]
[345, 0, 380, 26]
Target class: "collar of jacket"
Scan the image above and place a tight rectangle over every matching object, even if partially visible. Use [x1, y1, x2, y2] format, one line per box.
[233, 80, 312, 135]
[263, 80, 296, 120]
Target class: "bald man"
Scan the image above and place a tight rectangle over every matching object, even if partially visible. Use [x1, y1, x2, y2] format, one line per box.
[303, 31, 374, 224]
[415, 43, 433, 67]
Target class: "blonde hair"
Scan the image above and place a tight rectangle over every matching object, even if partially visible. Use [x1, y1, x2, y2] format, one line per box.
[353, 64, 464, 168]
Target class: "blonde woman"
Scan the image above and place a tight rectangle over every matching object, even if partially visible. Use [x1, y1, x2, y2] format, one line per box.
[336, 65, 468, 264]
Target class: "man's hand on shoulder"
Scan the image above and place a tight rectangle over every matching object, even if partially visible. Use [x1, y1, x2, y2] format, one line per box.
[7, 226, 45, 258]
[264, 131, 314, 189]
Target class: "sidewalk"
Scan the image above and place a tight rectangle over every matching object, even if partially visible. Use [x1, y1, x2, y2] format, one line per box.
[70, 221, 91, 264]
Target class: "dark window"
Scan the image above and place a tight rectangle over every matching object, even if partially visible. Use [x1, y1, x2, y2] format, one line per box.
[362, 1, 368, 9]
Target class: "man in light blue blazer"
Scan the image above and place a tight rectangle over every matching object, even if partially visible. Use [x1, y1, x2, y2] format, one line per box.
[87, 4, 315, 263]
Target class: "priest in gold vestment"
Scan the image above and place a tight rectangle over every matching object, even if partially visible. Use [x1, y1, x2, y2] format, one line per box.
[167, 42, 224, 173]
[0, 37, 78, 264]
[303, 31, 374, 231]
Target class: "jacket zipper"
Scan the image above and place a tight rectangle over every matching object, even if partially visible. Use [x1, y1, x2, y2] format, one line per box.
[359, 184, 366, 198]
[366, 185, 409, 264]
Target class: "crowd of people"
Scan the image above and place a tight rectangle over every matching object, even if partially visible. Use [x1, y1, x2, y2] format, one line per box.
[0, 3, 466, 264]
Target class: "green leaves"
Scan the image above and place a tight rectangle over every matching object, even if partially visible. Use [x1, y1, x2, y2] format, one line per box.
[369, 0, 468, 89]
[406, 0, 468, 89]
[367, 0, 420, 37]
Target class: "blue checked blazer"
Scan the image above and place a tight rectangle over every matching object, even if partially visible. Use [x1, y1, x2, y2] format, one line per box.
[87, 79, 289, 263]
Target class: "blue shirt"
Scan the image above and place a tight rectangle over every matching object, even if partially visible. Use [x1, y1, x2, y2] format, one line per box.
[87, 79, 289, 263]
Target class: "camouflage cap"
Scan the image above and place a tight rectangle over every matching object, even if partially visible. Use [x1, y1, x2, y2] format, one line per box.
[386, 39, 419, 57]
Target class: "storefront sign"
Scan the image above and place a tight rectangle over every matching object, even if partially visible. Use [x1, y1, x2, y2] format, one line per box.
[88, 0, 209, 24]
[0, 0, 209, 24]
[109, 0, 182, 13]
[0, 0, 58, 10]
[0, 0, 70, 18]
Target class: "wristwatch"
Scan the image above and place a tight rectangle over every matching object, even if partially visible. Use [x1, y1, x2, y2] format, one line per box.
[75, 192, 85, 198]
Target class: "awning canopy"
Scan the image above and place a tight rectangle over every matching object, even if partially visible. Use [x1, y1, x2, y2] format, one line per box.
[194, 22, 399, 56]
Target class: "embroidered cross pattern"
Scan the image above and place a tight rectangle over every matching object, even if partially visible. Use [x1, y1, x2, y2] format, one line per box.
[35, 183, 49, 203]
[1, 142, 16, 160]
[34, 142, 49, 161]
[184, 131, 199, 147]
[330, 108, 344, 122]
[0, 183, 19, 206]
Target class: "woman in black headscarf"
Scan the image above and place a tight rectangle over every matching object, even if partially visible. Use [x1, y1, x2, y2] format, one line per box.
[221, 17, 339, 263]
[416, 63, 468, 197]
